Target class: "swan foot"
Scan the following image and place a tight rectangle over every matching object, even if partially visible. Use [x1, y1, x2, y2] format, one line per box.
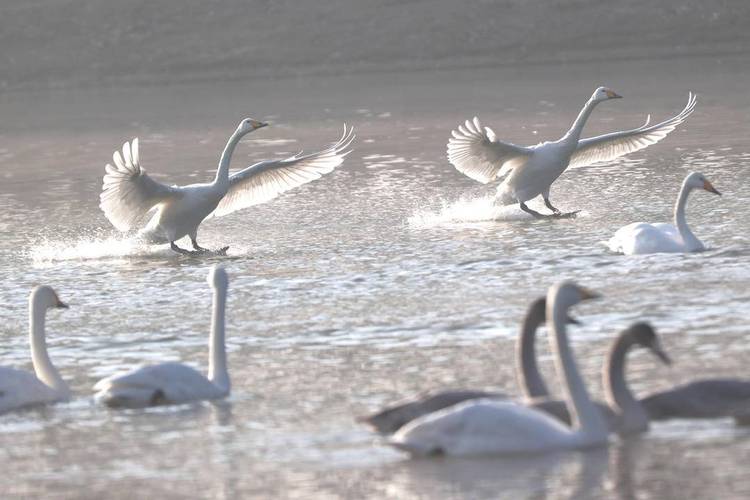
[519, 202, 547, 219]
[191, 238, 209, 252]
[543, 197, 562, 215]
[552, 210, 581, 219]
[171, 242, 229, 256]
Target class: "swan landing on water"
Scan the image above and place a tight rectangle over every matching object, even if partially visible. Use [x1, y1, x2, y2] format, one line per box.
[447, 88, 696, 218]
[100, 120, 355, 255]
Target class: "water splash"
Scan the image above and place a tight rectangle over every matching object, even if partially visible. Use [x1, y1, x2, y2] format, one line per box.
[408, 195, 531, 228]
[29, 233, 168, 264]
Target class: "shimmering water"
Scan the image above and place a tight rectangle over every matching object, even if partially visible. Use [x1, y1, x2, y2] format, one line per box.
[2, 57, 750, 498]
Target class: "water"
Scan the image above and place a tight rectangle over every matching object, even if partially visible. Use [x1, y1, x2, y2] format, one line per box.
[2, 56, 750, 498]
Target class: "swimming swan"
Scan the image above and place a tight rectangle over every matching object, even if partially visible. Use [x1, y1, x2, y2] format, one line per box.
[94, 265, 231, 407]
[388, 282, 608, 457]
[0, 286, 70, 414]
[100, 120, 355, 254]
[641, 376, 750, 424]
[528, 322, 671, 435]
[359, 297, 579, 434]
[447, 89, 695, 218]
[607, 172, 720, 255]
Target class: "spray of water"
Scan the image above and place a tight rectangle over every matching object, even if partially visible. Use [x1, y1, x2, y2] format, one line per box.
[408, 195, 533, 228]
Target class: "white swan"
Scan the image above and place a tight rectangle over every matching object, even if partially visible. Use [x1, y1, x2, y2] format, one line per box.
[529, 322, 671, 435]
[359, 298, 578, 434]
[0, 286, 70, 414]
[607, 172, 721, 255]
[388, 282, 608, 456]
[100, 120, 355, 254]
[447, 89, 695, 218]
[94, 265, 231, 407]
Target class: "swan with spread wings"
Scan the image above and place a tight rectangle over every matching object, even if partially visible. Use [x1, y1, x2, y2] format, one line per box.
[447, 88, 696, 218]
[100, 119, 355, 254]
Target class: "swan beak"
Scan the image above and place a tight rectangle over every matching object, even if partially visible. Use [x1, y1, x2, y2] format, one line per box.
[703, 180, 721, 196]
[56, 300, 69, 309]
[605, 89, 622, 99]
[579, 287, 601, 301]
[253, 121, 268, 130]
[651, 342, 671, 365]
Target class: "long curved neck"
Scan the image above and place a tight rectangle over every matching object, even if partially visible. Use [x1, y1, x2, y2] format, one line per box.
[547, 295, 607, 437]
[29, 301, 69, 397]
[213, 127, 246, 187]
[517, 300, 549, 399]
[561, 97, 600, 146]
[603, 333, 648, 434]
[207, 284, 230, 393]
[673, 182, 702, 250]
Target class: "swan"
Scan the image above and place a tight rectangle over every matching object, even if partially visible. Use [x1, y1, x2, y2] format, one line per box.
[0, 286, 70, 414]
[359, 297, 581, 434]
[607, 172, 721, 255]
[94, 265, 231, 407]
[641, 377, 750, 424]
[388, 282, 608, 457]
[100, 120, 355, 254]
[447, 89, 696, 218]
[528, 322, 671, 435]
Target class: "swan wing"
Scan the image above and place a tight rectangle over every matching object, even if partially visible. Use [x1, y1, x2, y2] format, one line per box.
[608, 222, 686, 255]
[389, 399, 572, 456]
[360, 389, 506, 435]
[447, 117, 533, 184]
[100, 138, 182, 231]
[94, 363, 221, 407]
[212, 125, 355, 217]
[569, 93, 696, 169]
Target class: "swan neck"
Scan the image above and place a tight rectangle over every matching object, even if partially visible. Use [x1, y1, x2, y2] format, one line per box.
[673, 182, 701, 249]
[564, 98, 598, 143]
[547, 294, 607, 436]
[213, 128, 245, 186]
[29, 299, 69, 396]
[517, 300, 549, 399]
[604, 333, 649, 433]
[208, 284, 230, 393]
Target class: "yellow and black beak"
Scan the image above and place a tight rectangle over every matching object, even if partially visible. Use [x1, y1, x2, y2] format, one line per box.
[650, 340, 671, 365]
[703, 180, 721, 196]
[253, 121, 268, 130]
[56, 300, 69, 309]
[579, 287, 601, 301]
[605, 89, 622, 99]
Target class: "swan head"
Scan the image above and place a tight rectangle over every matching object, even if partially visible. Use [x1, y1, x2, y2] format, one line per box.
[548, 282, 601, 314]
[237, 118, 268, 134]
[685, 172, 721, 196]
[626, 322, 671, 365]
[592, 87, 622, 102]
[529, 297, 581, 324]
[30, 285, 68, 310]
[208, 265, 229, 290]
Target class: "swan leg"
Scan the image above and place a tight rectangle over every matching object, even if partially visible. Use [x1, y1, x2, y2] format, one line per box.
[519, 202, 547, 219]
[543, 196, 562, 215]
[190, 237, 209, 253]
[170, 241, 199, 255]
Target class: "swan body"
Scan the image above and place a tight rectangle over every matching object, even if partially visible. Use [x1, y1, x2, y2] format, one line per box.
[389, 282, 608, 457]
[100, 120, 354, 253]
[641, 379, 750, 423]
[0, 286, 70, 414]
[608, 172, 721, 255]
[94, 266, 231, 408]
[447, 88, 695, 218]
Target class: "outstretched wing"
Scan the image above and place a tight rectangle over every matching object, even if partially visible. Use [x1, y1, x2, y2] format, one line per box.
[569, 92, 697, 169]
[447, 117, 533, 184]
[212, 125, 355, 218]
[99, 138, 181, 231]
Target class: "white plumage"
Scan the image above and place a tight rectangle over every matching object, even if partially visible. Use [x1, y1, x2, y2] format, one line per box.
[608, 172, 721, 255]
[0, 286, 70, 415]
[94, 265, 232, 408]
[389, 282, 608, 457]
[447, 88, 695, 217]
[100, 120, 354, 254]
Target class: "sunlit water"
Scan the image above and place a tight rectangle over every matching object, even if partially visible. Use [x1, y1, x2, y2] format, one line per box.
[2, 57, 750, 498]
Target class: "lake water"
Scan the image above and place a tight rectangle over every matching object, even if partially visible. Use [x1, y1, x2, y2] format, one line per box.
[1, 56, 750, 498]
